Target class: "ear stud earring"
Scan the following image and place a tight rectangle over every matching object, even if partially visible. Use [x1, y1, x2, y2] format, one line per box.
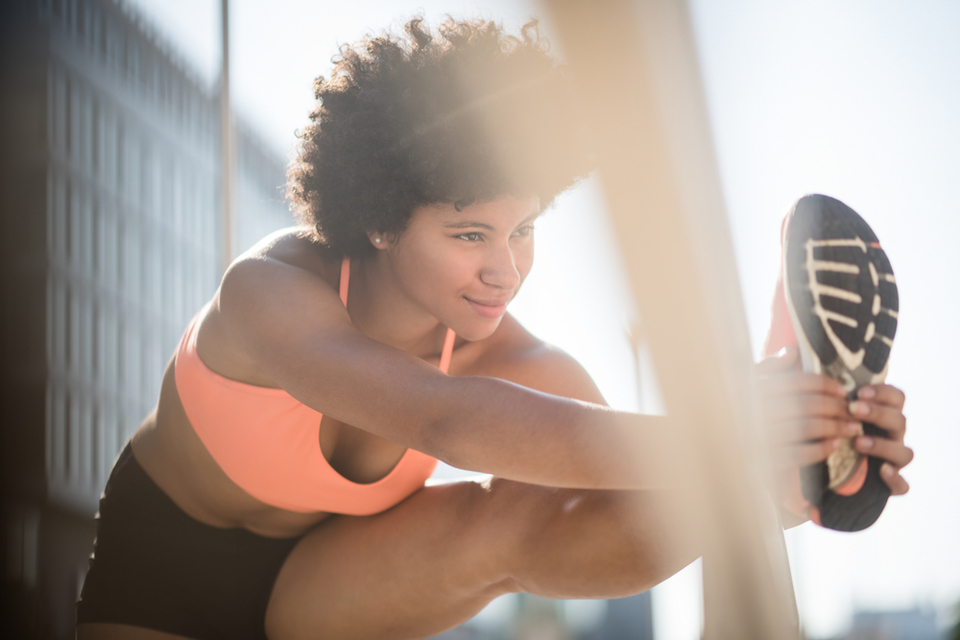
[375, 237, 382, 244]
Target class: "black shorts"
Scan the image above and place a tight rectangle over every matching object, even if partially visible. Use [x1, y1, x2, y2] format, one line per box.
[76, 443, 302, 640]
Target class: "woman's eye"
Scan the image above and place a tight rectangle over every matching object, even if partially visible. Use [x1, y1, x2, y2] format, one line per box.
[456, 232, 483, 242]
[514, 225, 535, 237]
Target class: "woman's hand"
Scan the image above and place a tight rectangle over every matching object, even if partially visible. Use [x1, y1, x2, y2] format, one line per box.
[757, 347, 913, 495]
[849, 382, 912, 495]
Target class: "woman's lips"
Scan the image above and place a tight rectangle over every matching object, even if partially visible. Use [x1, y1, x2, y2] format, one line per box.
[465, 297, 509, 319]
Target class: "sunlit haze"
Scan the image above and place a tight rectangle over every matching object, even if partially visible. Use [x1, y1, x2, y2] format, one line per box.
[127, 0, 960, 637]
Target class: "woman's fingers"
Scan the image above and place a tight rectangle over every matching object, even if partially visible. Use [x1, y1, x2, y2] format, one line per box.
[848, 400, 908, 442]
[764, 391, 851, 422]
[853, 384, 912, 495]
[855, 433, 913, 495]
[773, 417, 860, 445]
[757, 371, 849, 424]
[857, 384, 906, 411]
[855, 435, 914, 469]
[879, 463, 911, 496]
[760, 372, 848, 399]
[785, 438, 841, 467]
[762, 378, 907, 439]
[758, 372, 912, 488]
[779, 432, 915, 481]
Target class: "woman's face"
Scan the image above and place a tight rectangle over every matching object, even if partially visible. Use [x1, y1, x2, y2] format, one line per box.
[383, 195, 540, 341]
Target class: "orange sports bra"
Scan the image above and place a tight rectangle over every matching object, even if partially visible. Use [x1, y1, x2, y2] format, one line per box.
[174, 257, 456, 515]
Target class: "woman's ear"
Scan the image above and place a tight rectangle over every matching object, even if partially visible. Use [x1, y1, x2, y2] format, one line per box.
[366, 231, 389, 250]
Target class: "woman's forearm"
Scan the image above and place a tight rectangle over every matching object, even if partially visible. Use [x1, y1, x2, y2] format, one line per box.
[420, 375, 678, 490]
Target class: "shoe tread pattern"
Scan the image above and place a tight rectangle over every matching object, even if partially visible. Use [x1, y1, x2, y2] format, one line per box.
[785, 195, 898, 390]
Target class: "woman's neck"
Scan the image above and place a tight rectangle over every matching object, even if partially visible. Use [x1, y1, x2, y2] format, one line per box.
[344, 254, 448, 359]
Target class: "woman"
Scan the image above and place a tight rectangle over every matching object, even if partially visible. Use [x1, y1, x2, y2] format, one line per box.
[76, 17, 912, 640]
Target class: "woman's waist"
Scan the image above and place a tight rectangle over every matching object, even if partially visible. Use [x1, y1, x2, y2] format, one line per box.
[131, 411, 331, 539]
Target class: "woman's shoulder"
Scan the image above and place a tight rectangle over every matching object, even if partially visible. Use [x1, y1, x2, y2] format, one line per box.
[203, 228, 349, 378]
[232, 227, 339, 278]
[466, 315, 606, 405]
[218, 228, 341, 307]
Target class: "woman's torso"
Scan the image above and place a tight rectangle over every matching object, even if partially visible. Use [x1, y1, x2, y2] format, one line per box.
[130, 230, 544, 539]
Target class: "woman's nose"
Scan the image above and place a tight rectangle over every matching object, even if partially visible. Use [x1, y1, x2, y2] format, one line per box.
[479, 245, 521, 290]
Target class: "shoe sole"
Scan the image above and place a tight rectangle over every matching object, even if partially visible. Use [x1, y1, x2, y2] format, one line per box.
[782, 194, 898, 530]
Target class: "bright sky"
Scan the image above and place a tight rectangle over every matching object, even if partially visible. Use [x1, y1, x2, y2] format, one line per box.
[128, 0, 960, 637]
[689, 2, 960, 637]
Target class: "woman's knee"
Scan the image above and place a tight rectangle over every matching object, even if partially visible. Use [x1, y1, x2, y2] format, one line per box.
[495, 486, 688, 598]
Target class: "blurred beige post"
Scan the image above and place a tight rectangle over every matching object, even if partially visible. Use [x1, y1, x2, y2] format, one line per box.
[544, 1, 800, 637]
[220, 0, 234, 273]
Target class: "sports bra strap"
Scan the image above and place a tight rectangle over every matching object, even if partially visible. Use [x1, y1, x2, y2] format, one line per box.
[439, 327, 456, 374]
[339, 256, 351, 306]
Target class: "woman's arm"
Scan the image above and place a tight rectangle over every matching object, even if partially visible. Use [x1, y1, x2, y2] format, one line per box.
[216, 253, 678, 491]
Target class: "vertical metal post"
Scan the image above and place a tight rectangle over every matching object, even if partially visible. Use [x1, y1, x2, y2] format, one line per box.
[543, 1, 800, 637]
[220, 0, 234, 273]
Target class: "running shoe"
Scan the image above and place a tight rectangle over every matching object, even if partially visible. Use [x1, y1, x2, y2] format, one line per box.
[764, 194, 898, 532]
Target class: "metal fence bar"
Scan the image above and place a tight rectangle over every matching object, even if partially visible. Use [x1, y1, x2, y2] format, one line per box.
[543, 1, 800, 637]
[220, 0, 234, 273]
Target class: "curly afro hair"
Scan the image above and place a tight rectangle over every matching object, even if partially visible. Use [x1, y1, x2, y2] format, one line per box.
[288, 17, 593, 257]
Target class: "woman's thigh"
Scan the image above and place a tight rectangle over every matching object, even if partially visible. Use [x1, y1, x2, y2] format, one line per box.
[265, 477, 700, 640]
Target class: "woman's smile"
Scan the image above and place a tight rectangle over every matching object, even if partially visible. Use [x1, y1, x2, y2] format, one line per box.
[464, 296, 511, 319]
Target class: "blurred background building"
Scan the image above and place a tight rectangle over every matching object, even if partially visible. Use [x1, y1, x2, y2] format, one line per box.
[0, 0, 654, 638]
[843, 607, 939, 640]
[1, 0, 288, 636]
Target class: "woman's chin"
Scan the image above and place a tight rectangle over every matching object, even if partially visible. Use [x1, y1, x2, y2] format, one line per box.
[450, 316, 504, 343]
